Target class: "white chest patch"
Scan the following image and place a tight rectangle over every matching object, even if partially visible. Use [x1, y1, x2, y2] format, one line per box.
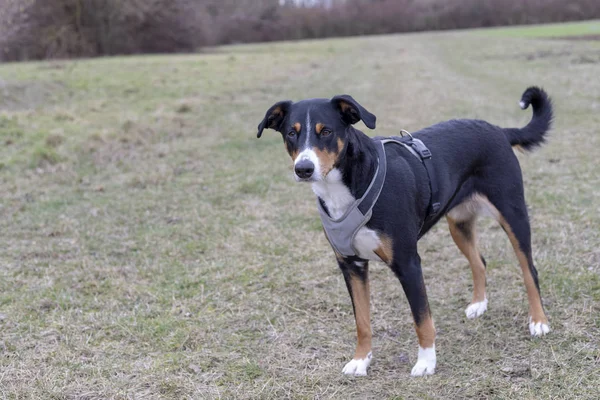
[313, 169, 383, 261]
[353, 227, 382, 261]
[312, 169, 353, 219]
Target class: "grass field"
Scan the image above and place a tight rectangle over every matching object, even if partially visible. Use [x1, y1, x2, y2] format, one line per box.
[1, 23, 599, 399]
[485, 19, 600, 38]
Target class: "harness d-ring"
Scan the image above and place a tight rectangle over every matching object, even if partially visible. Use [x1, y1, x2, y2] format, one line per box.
[399, 129, 414, 140]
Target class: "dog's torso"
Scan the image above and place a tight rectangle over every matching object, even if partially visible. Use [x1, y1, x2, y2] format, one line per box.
[316, 118, 520, 262]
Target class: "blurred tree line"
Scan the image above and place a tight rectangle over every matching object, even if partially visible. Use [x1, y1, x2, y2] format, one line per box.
[0, 0, 598, 61]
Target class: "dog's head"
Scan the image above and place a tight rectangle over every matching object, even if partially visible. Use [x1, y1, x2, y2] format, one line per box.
[257, 95, 376, 182]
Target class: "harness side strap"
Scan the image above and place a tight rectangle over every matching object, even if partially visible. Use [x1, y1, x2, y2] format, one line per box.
[409, 139, 441, 217]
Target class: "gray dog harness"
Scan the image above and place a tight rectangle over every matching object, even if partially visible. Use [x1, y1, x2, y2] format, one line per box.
[318, 133, 439, 259]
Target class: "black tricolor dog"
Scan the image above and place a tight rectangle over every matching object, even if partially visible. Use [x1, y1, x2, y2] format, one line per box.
[256, 87, 553, 376]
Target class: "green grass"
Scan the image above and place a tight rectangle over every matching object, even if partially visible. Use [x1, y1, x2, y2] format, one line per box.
[1, 23, 600, 399]
[486, 19, 600, 37]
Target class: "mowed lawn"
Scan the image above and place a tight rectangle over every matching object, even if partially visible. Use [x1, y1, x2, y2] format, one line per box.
[1, 22, 599, 399]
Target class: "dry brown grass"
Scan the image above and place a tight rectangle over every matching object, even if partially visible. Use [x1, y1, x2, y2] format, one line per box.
[0, 24, 599, 399]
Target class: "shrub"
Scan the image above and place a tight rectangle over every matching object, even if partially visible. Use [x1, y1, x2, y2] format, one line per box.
[0, 0, 203, 61]
[1, 0, 599, 62]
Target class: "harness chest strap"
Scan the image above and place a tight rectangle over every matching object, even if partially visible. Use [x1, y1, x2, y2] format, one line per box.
[318, 135, 440, 258]
[318, 140, 386, 258]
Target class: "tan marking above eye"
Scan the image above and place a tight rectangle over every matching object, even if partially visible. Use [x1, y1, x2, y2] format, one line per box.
[315, 123, 324, 134]
[293, 122, 301, 132]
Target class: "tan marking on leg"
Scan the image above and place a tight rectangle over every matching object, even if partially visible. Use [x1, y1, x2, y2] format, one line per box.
[447, 217, 486, 303]
[315, 122, 324, 134]
[293, 122, 301, 133]
[349, 274, 372, 359]
[373, 234, 393, 265]
[447, 193, 499, 222]
[415, 315, 435, 348]
[499, 217, 548, 324]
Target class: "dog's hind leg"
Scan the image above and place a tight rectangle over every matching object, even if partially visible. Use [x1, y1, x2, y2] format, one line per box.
[483, 189, 550, 337]
[339, 260, 372, 376]
[446, 215, 488, 318]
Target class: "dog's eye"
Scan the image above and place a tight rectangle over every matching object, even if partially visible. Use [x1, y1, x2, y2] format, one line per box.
[321, 128, 332, 136]
[287, 130, 296, 137]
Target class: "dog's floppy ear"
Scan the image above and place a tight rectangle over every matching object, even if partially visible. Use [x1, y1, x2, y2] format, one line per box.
[331, 95, 376, 129]
[257, 100, 293, 138]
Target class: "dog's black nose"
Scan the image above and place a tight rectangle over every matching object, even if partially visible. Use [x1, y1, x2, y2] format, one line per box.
[295, 160, 315, 179]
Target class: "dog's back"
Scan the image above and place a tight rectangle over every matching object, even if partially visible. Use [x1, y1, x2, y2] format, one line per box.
[410, 87, 552, 185]
[400, 87, 554, 232]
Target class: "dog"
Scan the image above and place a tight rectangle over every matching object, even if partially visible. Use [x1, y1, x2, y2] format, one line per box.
[256, 87, 552, 376]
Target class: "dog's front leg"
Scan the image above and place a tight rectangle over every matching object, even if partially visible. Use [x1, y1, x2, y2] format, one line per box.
[391, 251, 437, 376]
[339, 258, 372, 376]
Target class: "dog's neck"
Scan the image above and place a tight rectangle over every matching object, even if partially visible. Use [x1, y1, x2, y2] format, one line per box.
[312, 127, 378, 219]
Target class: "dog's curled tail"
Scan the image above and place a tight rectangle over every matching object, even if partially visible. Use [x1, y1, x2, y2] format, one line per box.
[504, 86, 553, 151]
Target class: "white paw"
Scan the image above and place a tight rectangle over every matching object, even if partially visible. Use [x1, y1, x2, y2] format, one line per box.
[411, 346, 436, 377]
[529, 318, 550, 337]
[465, 298, 488, 319]
[342, 352, 372, 376]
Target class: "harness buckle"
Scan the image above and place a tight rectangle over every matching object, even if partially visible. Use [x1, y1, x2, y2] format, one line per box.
[431, 202, 441, 214]
[419, 148, 432, 158]
[410, 138, 432, 159]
